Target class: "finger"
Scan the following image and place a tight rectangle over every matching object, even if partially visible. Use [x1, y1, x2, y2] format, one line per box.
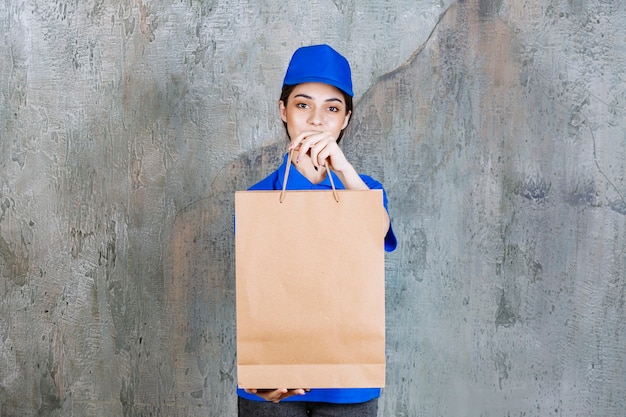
[322, 141, 348, 171]
[288, 133, 313, 164]
[275, 389, 306, 402]
[309, 142, 322, 169]
[314, 146, 331, 169]
[288, 131, 317, 152]
[273, 387, 288, 394]
[314, 137, 340, 169]
[287, 134, 304, 151]
[269, 388, 288, 402]
[291, 388, 307, 396]
[308, 133, 335, 169]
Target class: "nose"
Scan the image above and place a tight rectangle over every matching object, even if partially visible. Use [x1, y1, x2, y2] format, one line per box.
[307, 107, 324, 126]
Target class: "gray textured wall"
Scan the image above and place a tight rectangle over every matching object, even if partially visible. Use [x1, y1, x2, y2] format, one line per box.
[1, 0, 625, 416]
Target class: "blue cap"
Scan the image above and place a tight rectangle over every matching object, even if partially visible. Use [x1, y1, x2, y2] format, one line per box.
[282, 44, 354, 97]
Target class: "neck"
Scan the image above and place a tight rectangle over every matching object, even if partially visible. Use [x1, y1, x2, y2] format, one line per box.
[289, 153, 327, 184]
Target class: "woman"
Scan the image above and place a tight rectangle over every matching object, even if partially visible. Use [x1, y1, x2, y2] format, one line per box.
[238, 44, 397, 417]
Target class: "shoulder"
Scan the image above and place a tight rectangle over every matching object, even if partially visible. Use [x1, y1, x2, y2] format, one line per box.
[248, 170, 280, 191]
[359, 174, 384, 190]
[248, 153, 290, 191]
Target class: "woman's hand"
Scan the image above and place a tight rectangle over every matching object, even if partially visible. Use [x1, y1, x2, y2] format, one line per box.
[244, 388, 309, 403]
[289, 130, 369, 191]
[289, 130, 351, 173]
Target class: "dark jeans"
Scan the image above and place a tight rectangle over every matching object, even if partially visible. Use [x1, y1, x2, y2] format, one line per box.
[238, 397, 378, 417]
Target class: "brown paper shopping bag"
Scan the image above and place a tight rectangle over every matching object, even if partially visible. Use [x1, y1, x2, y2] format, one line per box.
[235, 158, 386, 389]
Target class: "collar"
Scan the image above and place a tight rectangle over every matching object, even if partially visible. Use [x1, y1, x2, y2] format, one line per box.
[277, 153, 344, 190]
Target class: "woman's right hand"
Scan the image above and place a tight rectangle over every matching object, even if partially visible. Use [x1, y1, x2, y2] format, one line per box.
[244, 388, 309, 403]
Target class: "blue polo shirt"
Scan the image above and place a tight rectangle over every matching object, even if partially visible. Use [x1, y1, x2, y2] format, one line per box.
[237, 153, 397, 404]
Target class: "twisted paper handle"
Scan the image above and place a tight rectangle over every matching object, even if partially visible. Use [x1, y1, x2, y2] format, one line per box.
[279, 149, 339, 203]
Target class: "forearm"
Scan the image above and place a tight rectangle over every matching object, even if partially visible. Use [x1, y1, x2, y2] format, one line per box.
[333, 164, 369, 190]
[334, 164, 391, 231]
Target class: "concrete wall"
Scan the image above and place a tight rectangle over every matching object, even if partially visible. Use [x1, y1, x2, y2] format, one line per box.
[1, 0, 624, 416]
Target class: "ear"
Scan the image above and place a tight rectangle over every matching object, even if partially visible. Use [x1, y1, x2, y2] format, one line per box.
[341, 110, 352, 130]
[279, 100, 287, 123]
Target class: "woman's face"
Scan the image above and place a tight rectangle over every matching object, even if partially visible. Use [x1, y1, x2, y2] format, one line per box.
[279, 82, 351, 142]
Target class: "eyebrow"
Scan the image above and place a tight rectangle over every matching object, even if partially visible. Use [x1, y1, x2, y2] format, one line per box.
[293, 93, 344, 104]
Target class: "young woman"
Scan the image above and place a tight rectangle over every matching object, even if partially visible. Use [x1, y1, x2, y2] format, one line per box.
[237, 44, 397, 417]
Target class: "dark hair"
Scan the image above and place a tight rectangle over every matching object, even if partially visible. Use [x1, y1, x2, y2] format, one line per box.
[280, 84, 353, 143]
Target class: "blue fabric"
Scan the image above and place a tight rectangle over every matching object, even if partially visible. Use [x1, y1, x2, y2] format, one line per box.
[283, 44, 354, 97]
[237, 388, 381, 405]
[237, 153, 397, 404]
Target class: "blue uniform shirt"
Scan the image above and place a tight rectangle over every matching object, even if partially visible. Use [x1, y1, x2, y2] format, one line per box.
[237, 153, 397, 404]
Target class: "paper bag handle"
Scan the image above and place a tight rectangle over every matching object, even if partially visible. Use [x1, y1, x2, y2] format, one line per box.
[280, 149, 339, 203]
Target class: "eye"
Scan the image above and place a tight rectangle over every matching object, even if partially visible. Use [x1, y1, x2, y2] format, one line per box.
[296, 102, 309, 109]
[327, 106, 339, 112]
